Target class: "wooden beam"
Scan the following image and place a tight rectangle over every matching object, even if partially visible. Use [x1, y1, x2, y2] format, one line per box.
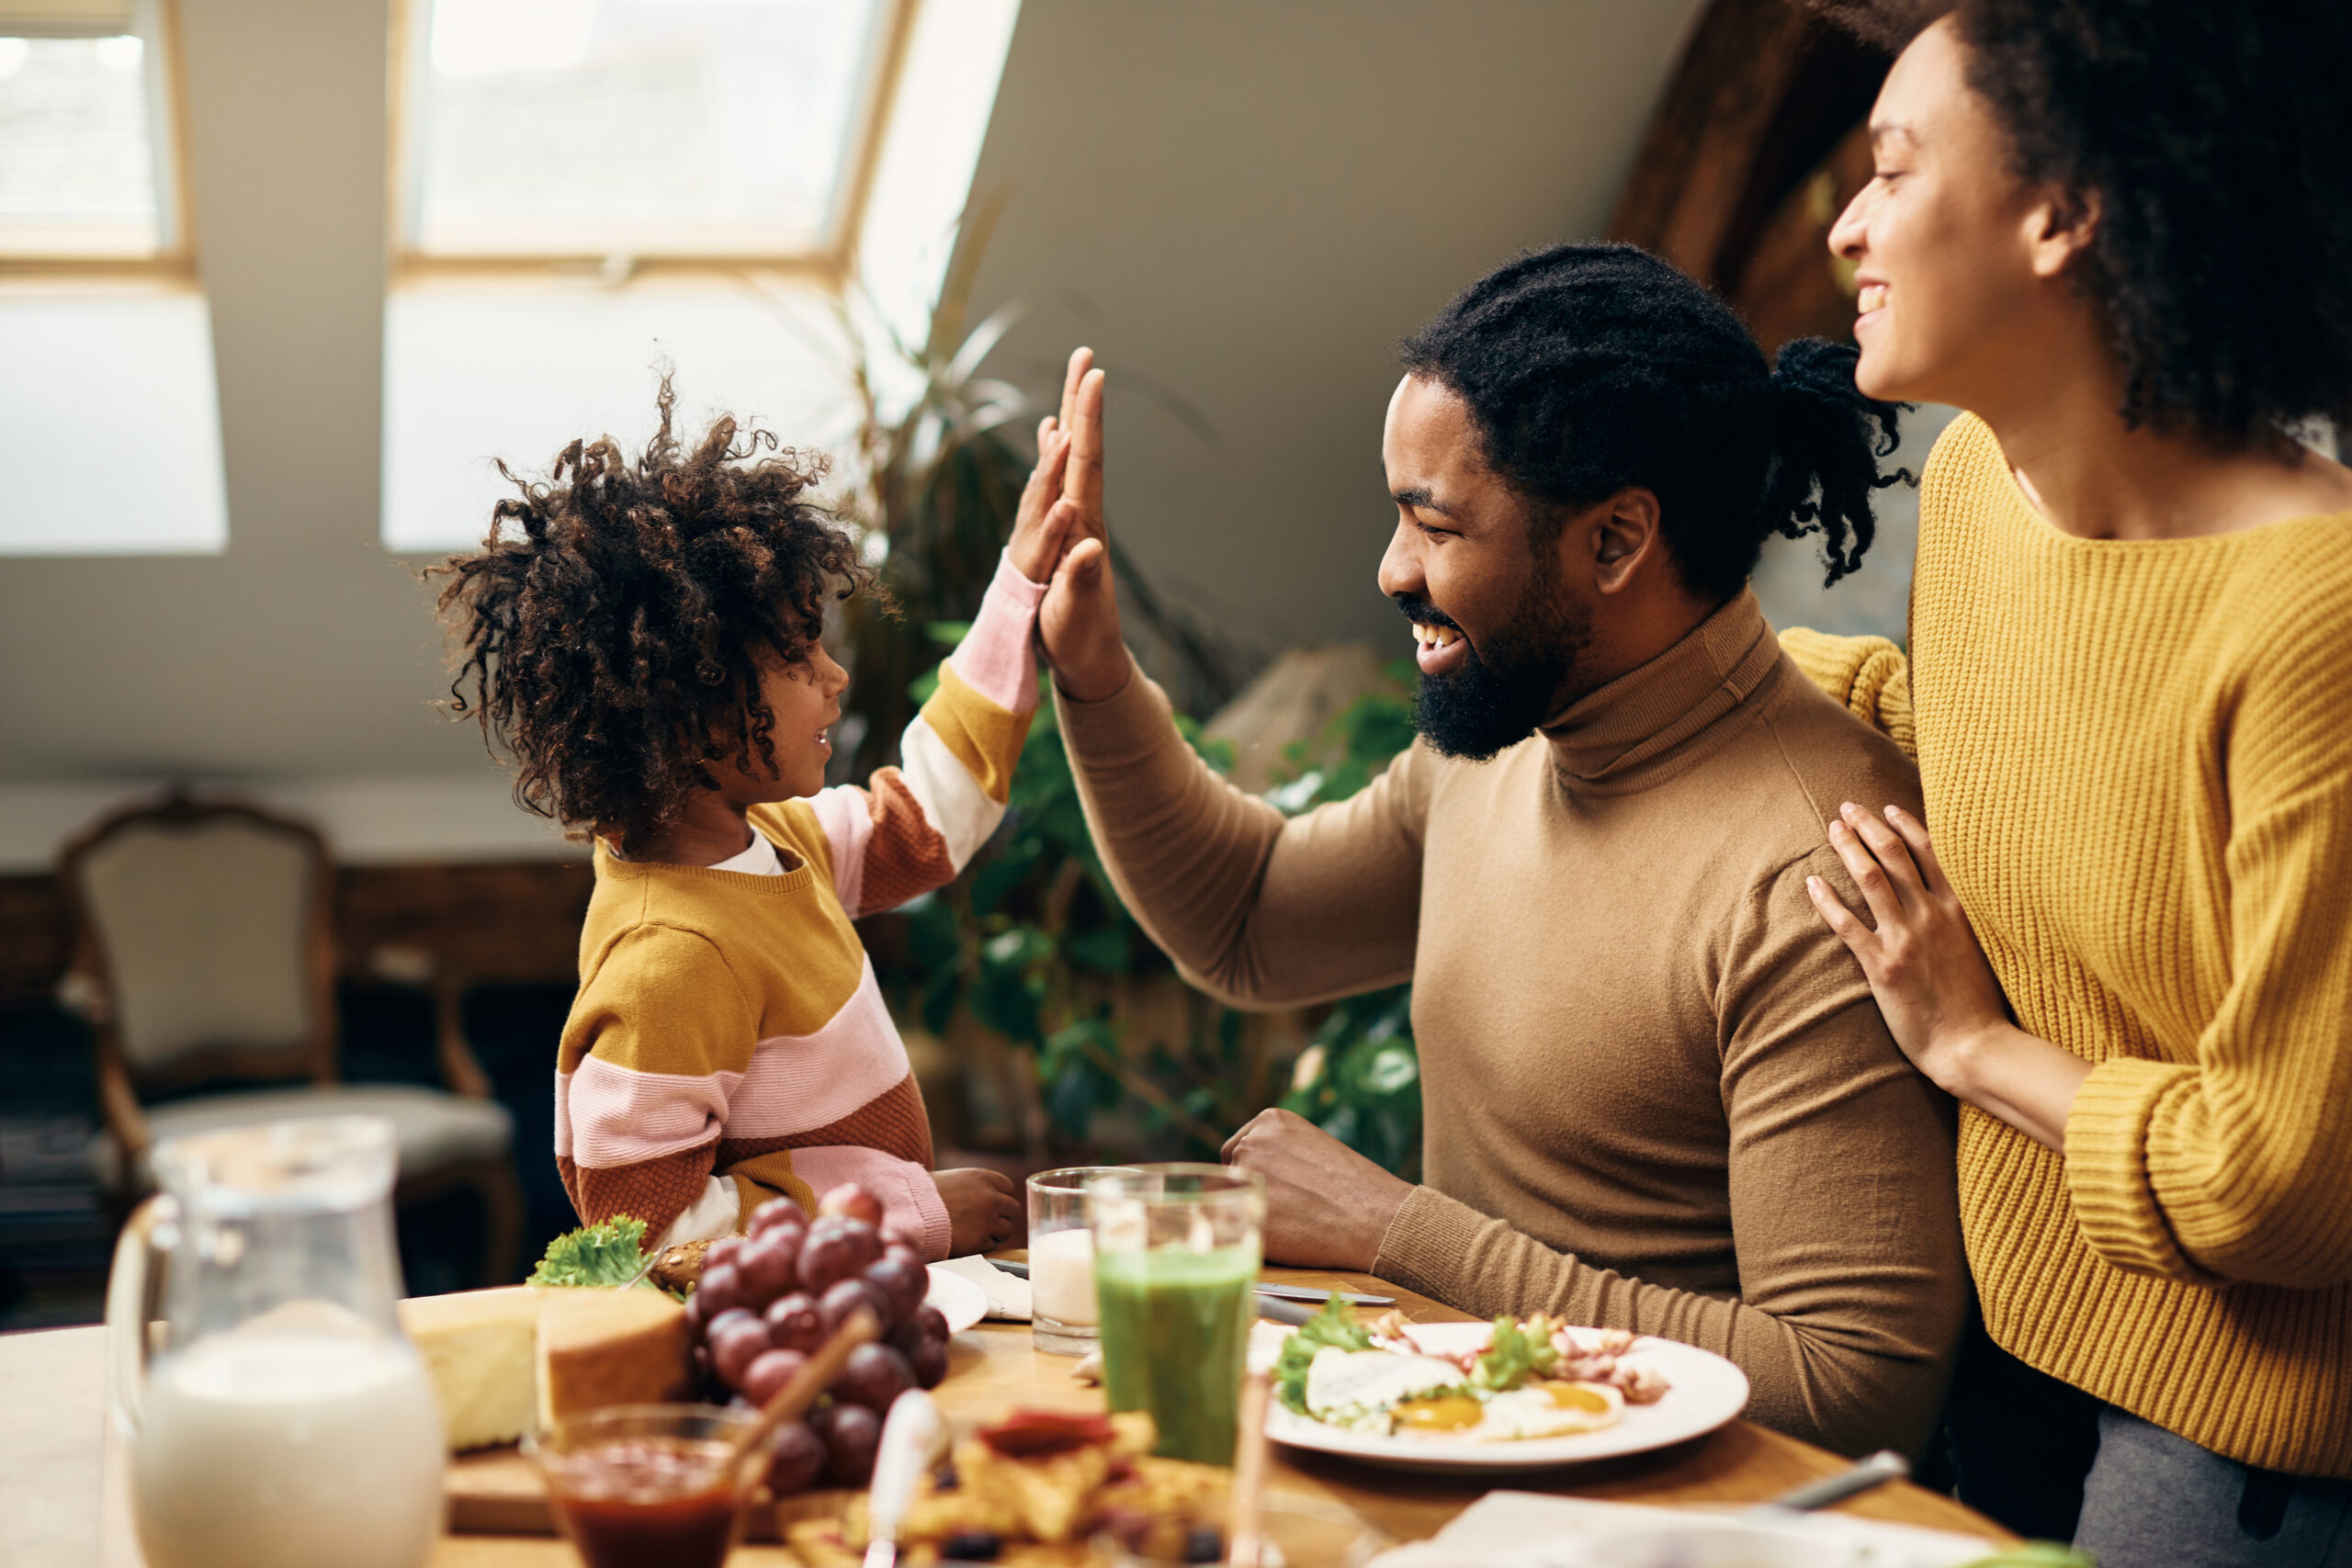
[1606, 0, 1819, 282]
[1730, 118, 1874, 352]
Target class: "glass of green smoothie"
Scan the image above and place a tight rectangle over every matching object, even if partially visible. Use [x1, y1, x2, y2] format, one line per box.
[1086, 1164, 1265, 1467]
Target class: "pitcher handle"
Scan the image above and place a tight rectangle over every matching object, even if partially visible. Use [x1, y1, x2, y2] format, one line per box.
[104, 1195, 175, 1438]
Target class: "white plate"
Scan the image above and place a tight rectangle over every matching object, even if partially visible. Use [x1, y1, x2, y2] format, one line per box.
[1260, 1321, 1749, 1473]
[923, 1263, 989, 1335]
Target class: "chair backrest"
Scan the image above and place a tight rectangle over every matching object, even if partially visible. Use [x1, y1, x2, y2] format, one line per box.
[61, 795, 337, 1089]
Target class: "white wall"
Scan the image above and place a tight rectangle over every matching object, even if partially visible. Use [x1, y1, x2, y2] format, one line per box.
[1, 0, 1723, 870]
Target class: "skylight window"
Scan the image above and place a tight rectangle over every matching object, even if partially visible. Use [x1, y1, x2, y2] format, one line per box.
[401, 0, 896, 260]
[0, 1, 180, 259]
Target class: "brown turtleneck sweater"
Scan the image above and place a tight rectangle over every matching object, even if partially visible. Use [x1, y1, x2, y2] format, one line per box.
[1056, 591, 1966, 1456]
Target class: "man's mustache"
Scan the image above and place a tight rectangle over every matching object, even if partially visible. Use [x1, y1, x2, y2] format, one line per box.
[1392, 595, 1464, 634]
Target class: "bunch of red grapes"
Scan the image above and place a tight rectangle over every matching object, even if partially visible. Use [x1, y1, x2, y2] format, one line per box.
[685, 1183, 949, 1492]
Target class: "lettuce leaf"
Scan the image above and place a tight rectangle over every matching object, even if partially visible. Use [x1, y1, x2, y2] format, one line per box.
[1469, 1315, 1558, 1393]
[528, 1214, 651, 1288]
[1273, 1296, 1376, 1413]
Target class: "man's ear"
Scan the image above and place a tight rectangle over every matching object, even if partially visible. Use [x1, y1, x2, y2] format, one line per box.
[2024, 185, 2098, 281]
[1589, 487, 1665, 596]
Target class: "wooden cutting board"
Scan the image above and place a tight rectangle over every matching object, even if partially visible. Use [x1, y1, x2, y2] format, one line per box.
[445, 1446, 852, 1540]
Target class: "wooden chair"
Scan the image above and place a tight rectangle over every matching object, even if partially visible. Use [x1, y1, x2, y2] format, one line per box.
[58, 791, 524, 1284]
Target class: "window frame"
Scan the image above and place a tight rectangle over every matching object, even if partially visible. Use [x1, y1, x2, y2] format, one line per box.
[387, 0, 915, 283]
[0, 0, 196, 278]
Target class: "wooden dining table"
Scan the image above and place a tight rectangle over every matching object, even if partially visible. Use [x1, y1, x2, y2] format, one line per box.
[1, 1262, 2013, 1567]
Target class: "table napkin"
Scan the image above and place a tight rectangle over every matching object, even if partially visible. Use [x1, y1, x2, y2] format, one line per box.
[1365, 1492, 1999, 1568]
[936, 1255, 1031, 1320]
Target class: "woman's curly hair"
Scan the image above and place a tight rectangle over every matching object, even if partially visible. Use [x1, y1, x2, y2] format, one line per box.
[1820, 0, 2352, 446]
[427, 381, 877, 856]
[1400, 243, 1909, 603]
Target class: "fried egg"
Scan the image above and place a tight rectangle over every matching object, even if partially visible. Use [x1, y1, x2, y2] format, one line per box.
[1304, 1347, 1465, 1420]
[1461, 1380, 1625, 1442]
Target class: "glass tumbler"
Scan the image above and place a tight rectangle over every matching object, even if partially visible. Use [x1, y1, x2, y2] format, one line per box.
[1026, 1166, 1137, 1355]
[1088, 1164, 1266, 1465]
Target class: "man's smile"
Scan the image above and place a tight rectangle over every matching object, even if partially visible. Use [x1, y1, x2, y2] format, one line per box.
[1408, 619, 1472, 675]
[1398, 599, 1475, 676]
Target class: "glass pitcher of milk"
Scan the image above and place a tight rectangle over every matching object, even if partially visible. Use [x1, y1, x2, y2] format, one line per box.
[105, 1115, 445, 1568]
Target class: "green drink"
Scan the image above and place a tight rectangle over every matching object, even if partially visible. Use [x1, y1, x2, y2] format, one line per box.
[1094, 1242, 1261, 1464]
[1087, 1165, 1266, 1467]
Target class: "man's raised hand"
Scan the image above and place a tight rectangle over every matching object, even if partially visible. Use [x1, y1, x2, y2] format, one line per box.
[1037, 348, 1129, 702]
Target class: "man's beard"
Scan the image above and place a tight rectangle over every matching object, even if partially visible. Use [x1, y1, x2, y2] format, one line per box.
[1400, 566, 1590, 762]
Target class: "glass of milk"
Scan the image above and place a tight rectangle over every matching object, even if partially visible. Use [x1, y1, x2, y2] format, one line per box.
[1026, 1166, 1138, 1355]
[105, 1116, 445, 1568]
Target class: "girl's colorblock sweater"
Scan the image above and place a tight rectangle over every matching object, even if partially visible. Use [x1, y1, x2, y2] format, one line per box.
[554, 555, 1045, 1260]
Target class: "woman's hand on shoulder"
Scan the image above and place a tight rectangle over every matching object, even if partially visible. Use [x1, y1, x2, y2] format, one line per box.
[1804, 801, 2012, 1087]
[1804, 801, 2089, 1147]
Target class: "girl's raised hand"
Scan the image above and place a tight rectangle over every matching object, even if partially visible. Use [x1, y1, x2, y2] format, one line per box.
[1007, 412, 1077, 584]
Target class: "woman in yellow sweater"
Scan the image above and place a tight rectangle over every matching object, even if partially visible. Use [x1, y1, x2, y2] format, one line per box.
[1783, 4, 2352, 1562]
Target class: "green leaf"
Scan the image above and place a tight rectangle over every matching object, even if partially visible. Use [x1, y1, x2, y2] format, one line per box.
[1355, 1042, 1419, 1098]
[925, 620, 974, 647]
[1469, 1315, 1558, 1393]
[919, 968, 961, 1037]
[529, 1215, 653, 1287]
[970, 842, 1039, 917]
[1272, 1296, 1375, 1413]
[1065, 924, 1132, 974]
[971, 962, 1043, 1044]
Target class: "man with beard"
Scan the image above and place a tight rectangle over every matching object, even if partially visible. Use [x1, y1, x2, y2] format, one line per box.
[1026, 244, 1965, 1459]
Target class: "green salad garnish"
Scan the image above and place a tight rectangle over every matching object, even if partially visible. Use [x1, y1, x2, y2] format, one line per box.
[528, 1214, 653, 1288]
[1468, 1314, 1560, 1393]
[1273, 1296, 1375, 1413]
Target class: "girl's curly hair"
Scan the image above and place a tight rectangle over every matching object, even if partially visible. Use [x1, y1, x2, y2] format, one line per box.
[1817, 0, 2352, 446]
[427, 381, 877, 856]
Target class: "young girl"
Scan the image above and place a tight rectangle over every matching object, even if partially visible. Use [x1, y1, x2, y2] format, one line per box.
[432, 376, 1088, 1260]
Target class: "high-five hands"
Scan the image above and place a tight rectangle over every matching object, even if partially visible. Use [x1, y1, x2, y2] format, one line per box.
[1005, 375, 1082, 584]
[1024, 348, 1130, 703]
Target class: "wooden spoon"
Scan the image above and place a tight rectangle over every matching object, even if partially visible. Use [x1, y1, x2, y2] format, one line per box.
[1227, 1371, 1272, 1568]
[727, 1305, 881, 1472]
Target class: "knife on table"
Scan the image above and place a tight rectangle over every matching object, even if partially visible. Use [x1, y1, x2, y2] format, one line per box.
[989, 1261, 1392, 1308]
[1251, 1283, 1395, 1306]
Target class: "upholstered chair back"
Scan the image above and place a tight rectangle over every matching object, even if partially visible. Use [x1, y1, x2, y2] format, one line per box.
[63, 799, 335, 1088]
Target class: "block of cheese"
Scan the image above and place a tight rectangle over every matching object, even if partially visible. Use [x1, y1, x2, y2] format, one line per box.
[399, 1287, 543, 1451]
[397, 1285, 693, 1452]
[535, 1285, 694, 1432]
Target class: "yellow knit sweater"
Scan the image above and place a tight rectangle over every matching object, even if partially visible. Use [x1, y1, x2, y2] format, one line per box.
[1782, 413, 2352, 1477]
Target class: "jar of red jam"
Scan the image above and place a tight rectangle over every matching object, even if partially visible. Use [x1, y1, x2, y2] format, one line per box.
[529, 1404, 762, 1568]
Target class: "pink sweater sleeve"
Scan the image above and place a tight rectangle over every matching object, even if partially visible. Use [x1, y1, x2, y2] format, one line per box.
[787, 1145, 955, 1261]
[806, 552, 1046, 917]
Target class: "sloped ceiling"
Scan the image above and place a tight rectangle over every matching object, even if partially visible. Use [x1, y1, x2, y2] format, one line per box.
[957, 0, 1710, 669]
[0, 0, 1704, 789]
